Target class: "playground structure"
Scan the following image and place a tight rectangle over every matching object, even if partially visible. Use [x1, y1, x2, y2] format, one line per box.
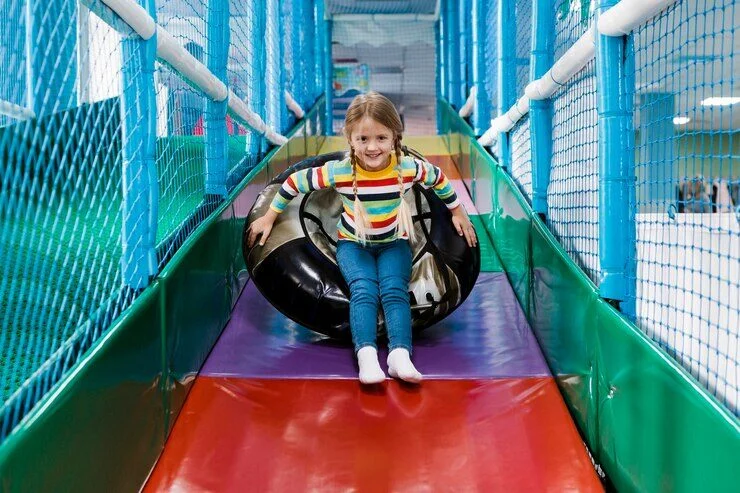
[0, 0, 738, 491]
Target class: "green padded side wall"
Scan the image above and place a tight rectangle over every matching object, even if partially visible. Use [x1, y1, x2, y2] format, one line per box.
[439, 100, 740, 493]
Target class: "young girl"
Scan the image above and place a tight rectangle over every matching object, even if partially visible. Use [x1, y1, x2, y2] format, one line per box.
[248, 92, 477, 384]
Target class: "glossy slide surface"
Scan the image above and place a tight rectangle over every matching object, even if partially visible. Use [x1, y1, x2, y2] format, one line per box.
[144, 137, 603, 492]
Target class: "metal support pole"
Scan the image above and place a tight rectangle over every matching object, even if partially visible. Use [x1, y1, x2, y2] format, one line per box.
[205, 0, 229, 197]
[324, 18, 334, 135]
[26, 0, 77, 116]
[438, 0, 448, 103]
[314, 0, 325, 104]
[458, 0, 469, 105]
[497, 0, 516, 171]
[445, 0, 462, 108]
[471, 0, 491, 135]
[245, 0, 265, 167]
[120, 0, 158, 288]
[265, 0, 285, 136]
[530, 0, 554, 215]
[291, 0, 305, 109]
[596, 0, 636, 316]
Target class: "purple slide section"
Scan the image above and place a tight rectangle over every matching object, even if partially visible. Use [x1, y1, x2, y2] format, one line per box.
[201, 273, 550, 379]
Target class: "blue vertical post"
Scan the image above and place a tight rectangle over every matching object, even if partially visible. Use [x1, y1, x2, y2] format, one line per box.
[245, 0, 265, 168]
[438, 0, 448, 103]
[324, 18, 334, 135]
[205, 0, 229, 197]
[596, 0, 636, 316]
[290, 0, 304, 110]
[445, 0, 462, 108]
[314, 0, 325, 104]
[435, 19, 444, 131]
[265, 0, 285, 136]
[530, 0, 554, 215]
[300, 0, 314, 109]
[497, 0, 516, 171]
[458, 0, 469, 105]
[120, 0, 158, 289]
[25, 0, 77, 116]
[471, 0, 491, 135]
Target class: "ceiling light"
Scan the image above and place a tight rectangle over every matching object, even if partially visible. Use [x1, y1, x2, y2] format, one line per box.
[700, 97, 740, 107]
[673, 116, 690, 125]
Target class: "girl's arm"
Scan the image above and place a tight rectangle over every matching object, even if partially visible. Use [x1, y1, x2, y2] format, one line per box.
[413, 158, 461, 210]
[248, 162, 335, 247]
[269, 162, 336, 214]
[414, 159, 477, 248]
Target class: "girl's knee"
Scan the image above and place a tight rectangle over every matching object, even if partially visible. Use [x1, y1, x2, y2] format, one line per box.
[379, 282, 409, 304]
[349, 278, 380, 302]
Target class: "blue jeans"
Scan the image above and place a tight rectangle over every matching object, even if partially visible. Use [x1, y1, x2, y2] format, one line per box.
[336, 239, 413, 354]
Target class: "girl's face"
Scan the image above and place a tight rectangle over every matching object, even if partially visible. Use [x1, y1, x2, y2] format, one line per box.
[348, 116, 395, 171]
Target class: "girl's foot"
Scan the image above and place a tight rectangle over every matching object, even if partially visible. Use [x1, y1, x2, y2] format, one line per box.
[387, 348, 423, 383]
[357, 346, 386, 384]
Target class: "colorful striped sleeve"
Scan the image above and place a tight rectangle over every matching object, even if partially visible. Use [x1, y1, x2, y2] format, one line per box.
[269, 161, 336, 213]
[413, 158, 461, 210]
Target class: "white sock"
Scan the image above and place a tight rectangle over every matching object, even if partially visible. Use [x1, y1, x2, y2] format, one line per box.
[357, 346, 386, 384]
[387, 348, 423, 383]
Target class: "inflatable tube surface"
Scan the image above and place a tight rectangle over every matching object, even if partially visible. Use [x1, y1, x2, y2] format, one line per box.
[243, 149, 480, 340]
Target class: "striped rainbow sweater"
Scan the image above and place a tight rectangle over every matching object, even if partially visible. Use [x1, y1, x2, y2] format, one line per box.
[270, 154, 460, 243]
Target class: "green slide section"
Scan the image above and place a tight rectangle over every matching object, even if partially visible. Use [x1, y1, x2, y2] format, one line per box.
[469, 214, 503, 272]
[0, 102, 326, 491]
[439, 101, 740, 493]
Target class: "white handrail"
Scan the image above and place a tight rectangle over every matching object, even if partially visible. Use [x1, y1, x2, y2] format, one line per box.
[0, 99, 35, 121]
[95, 0, 287, 145]
[477, 96, 530, 146]
[284, 90, 305, 119]
[598, 0, 678, 36]
[478, 0, 676, 147]
[525, 28, 596, 101]
[100, 0, 156, 39]
[458, 85, 477, 118]
[228, 90, 289, 146]
[156, 29, 228, 102]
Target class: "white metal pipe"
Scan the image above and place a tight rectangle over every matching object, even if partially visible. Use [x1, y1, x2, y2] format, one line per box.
[156, 28, 228, 102]
[228, 90, 288, 146]
[482, 0, 675, 143]
[525, 28, 595, 101]
[99, 0, 156, 39]
[95, 0, 287, 143]
[494, 95, 530, 132]
[0, 99, 35, 120]
[284, 90, 305, 119]
[598, 0, 677, 36]
[458, 85, 477, 118]
[477, 124, 498, 147]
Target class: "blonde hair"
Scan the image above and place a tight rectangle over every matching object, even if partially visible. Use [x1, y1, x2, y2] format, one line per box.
[343, 92, 415, 243]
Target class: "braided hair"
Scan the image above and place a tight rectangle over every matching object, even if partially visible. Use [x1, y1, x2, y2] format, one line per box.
[344, 92, 415, 243]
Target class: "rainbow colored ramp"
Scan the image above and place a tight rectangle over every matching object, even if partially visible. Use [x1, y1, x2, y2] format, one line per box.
[144, 139, 603, 491]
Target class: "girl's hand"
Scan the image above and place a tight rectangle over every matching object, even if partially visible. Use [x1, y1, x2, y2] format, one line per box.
[450, 206, 477, 248]
[247, 209, 279, 247]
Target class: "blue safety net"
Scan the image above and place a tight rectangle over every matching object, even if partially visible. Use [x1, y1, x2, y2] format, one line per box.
[0, 0, 326, 439]
[631, 0, 738, 412]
